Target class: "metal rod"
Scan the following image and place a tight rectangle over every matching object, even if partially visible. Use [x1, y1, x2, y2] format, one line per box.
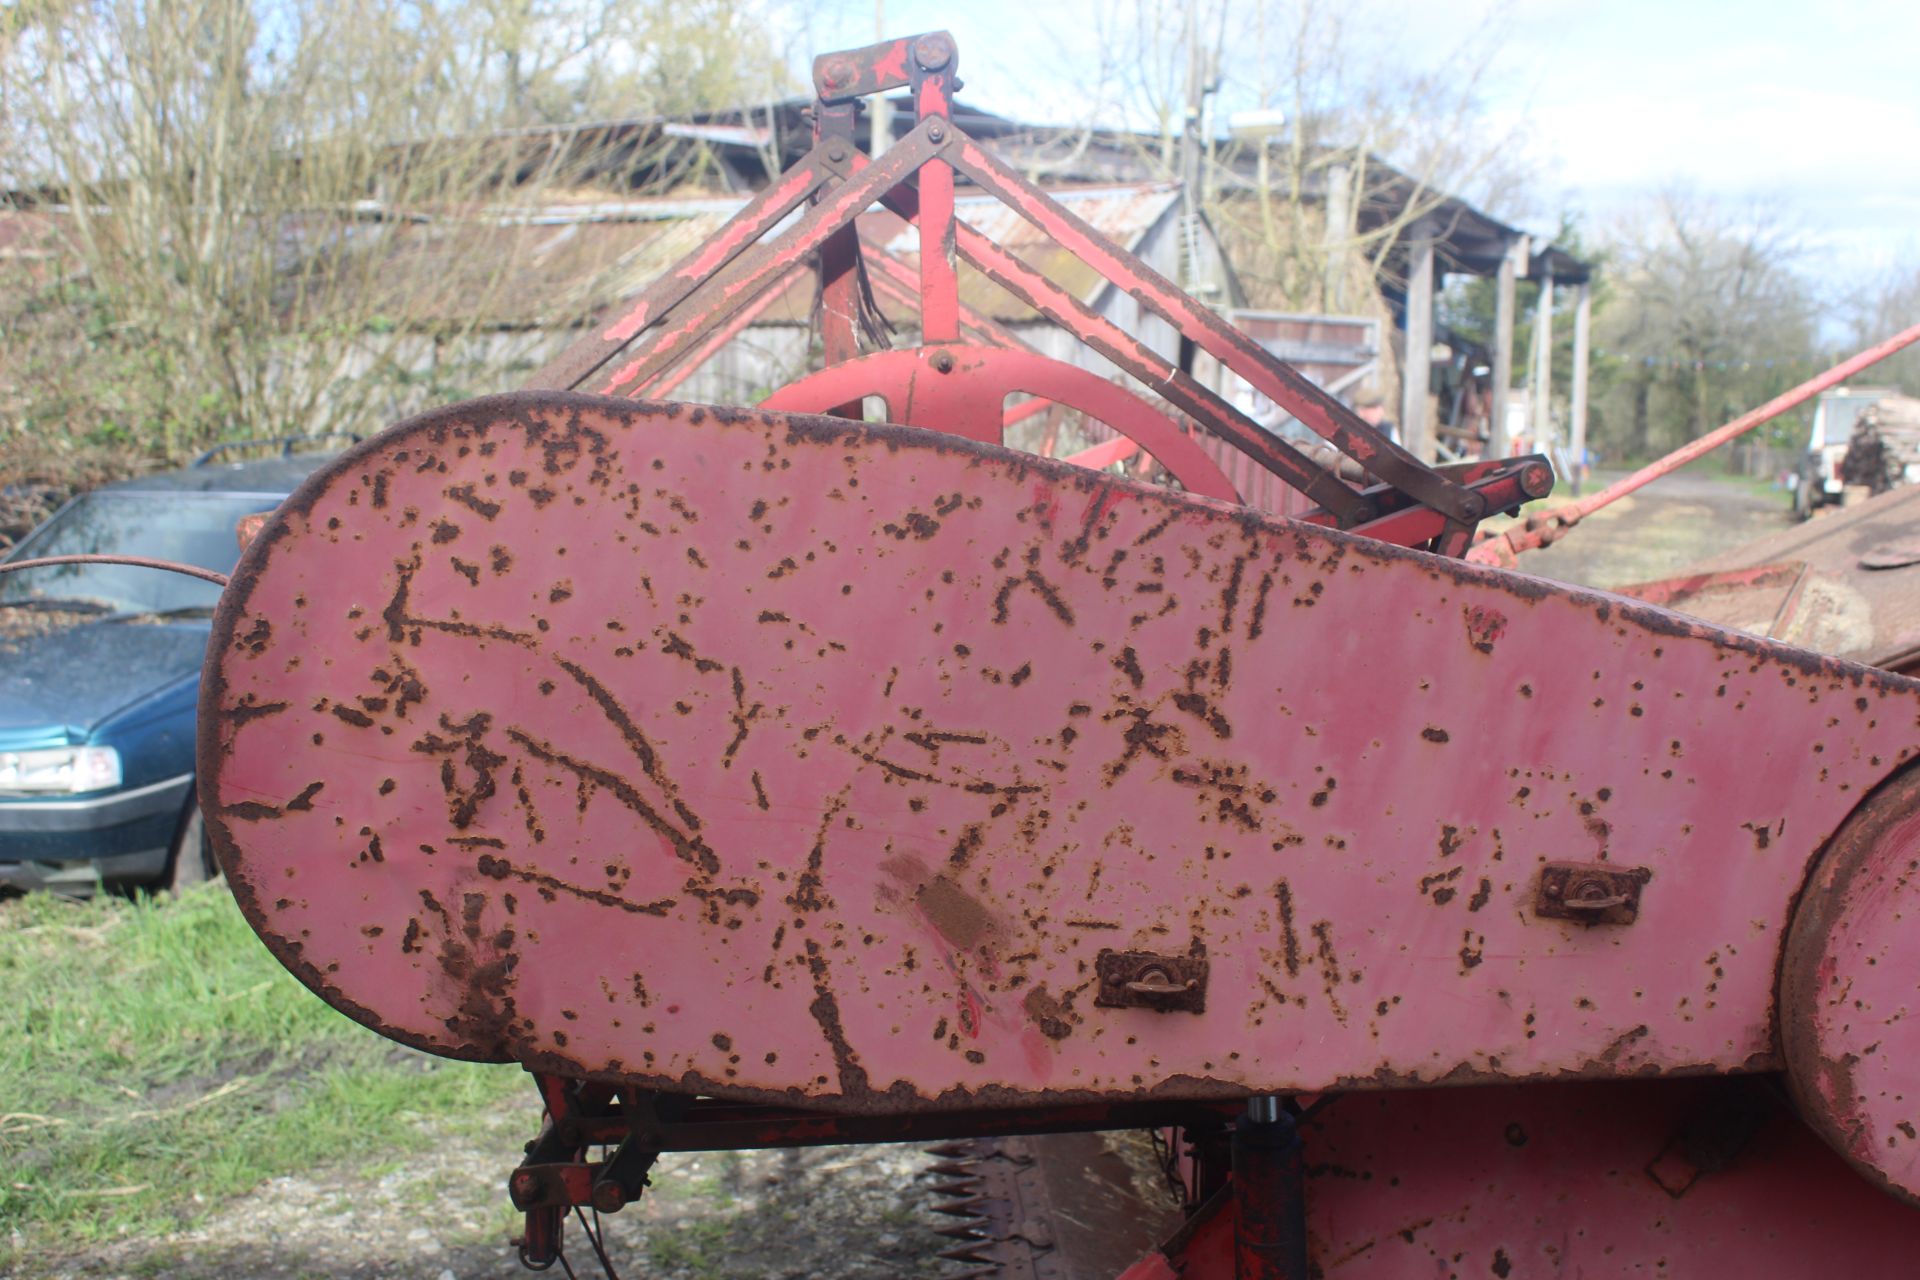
[1232, 1099, 1308, 1280]
[0, 555, 230, 587]
[1469, 321, 1920, 566]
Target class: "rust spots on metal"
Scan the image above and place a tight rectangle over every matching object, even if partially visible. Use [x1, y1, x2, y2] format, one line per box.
[237, 617, 272, 655]
[882, 510, 943, 540]
[662, 631, 724, 673]
[1421, 726, 1451, 744]
[505, 728, 716, 877]
[1171, 690, 1232, 739]
[1311, 922, 1347, 1022]
[789, 801, 842, 914]
[992, 568, 1075, 626]
[801, 938, 869, 1096]
[474, 853, 674, 917]
[445, 482, 501, 520]
[1275, 880, 1301, 977]
[1022, 986, 1075, 1040]
[226, 695, 289, 726]
[1463, 603, 1508, 654]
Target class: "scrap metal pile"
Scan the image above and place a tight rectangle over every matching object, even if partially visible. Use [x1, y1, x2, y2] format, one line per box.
[1843, 394, 1920, 497]
[52, 31, 1920, 1278]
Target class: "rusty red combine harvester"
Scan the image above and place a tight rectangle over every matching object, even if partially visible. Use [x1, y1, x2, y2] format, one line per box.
[67, 32, 1920, 1277]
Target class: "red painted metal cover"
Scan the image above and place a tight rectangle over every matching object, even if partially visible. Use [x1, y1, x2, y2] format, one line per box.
[202, 392, 1920, 1115]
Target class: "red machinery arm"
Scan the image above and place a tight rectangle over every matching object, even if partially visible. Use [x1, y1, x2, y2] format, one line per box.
[1470, 321, 1920, 566]
[515, 30, 1543, 551]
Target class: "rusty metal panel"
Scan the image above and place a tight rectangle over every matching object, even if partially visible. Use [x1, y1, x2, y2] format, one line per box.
[1781, 761, 1920, 1205]
[1619, 483, 1920, 675]
[1134, 1080, 1920, 1277]
[202, 392, 1920, 1115]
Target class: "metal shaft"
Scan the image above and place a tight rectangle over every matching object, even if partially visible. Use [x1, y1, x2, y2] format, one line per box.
[1233, 1098, 1308, 1280]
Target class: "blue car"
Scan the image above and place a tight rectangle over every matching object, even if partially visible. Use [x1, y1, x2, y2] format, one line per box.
[0, 444, 342, 893]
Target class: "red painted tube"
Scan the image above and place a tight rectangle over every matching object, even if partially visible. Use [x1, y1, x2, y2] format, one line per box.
[1469, 321, 1920, 566]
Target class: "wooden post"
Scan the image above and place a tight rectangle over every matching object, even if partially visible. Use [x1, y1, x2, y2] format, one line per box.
[1570, 280, 1592, 480]
[1487, 234, 1524, 459]
[1322, 161, 1351, 310]
[1531, 266, 1555, 452]
[871, 0, 891, 158]
[1401, 229, 1437, 461]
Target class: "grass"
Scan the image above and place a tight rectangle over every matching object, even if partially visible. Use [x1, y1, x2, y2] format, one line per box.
[0, 882, 525, 1249]
[647, 1218, 734, 1276]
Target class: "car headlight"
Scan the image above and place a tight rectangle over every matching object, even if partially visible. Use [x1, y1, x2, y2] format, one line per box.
[0, 746, 123, 795]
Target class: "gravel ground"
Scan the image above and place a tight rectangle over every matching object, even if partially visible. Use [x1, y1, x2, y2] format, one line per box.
[13, 1098, 951, 1280]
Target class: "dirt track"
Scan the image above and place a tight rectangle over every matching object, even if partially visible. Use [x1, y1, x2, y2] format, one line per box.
[1495, 466, 1793, 590]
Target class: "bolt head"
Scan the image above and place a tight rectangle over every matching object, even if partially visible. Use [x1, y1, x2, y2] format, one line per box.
[927, 120, 947, 143]
[591, 1182, 627, 1214]
[820, 58, 853, 90]
[913, 33, 954, 70]
[826, 141, 848, 161]
[931, 351, 956, 373]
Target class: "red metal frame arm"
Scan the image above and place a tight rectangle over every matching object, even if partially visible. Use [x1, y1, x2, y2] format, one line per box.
[635, 261, 810, 401]
[522, 152, 839, 393]
[945, 137, 1482, 525]
[865, 248, 1036, 351]
[1467, 321, 1920, 566]
[812, 33, 945, 104]
[813, 100, 866, 417]
[865, 173, 1369, 525]
[910, 50, 962, 344]
[594, 124, 947, 399]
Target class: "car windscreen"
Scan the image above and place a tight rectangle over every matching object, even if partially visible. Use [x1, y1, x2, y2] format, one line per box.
[0, 490, 282, 617]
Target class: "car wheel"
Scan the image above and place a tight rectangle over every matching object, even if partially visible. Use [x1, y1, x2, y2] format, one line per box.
[166, 795, 217, 893]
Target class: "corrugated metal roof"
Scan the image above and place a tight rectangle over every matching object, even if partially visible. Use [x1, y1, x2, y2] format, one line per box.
[346, 203, 746, 328]
[343, 182, 1185, 329]
[5, 181, 1191, 336]
[879, 183, 1181, 319]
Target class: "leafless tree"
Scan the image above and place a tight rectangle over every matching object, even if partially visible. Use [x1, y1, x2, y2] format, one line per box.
[1847, 258, 1920, 396]
[0, 0, 790, 474]
[1594, 190, 1818, 456]
[1071, 0, 1528, 314]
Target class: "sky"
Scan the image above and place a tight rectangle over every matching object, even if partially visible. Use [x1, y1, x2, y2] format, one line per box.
[797, 0, 1920, 313]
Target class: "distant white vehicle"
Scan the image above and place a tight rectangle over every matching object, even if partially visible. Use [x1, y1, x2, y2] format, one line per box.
[1792, 385, 1899, 518]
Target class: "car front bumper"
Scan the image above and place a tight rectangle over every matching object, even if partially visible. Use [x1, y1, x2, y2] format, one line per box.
[0, 772, 193, 891]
